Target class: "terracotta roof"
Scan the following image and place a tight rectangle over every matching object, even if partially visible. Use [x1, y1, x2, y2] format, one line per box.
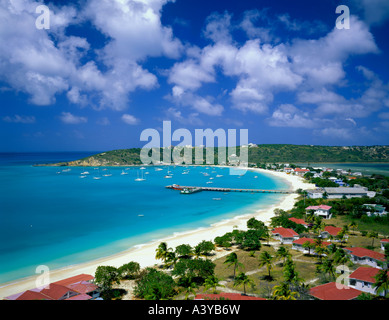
[309, 282, 362, 300]
[68, 281, 99, 294]
[195, 293, 266, 300]
[322, 226, 342, 236]
[288, 217, 308, 226]
[272, 227, 299, 238]
[53, 274, 94, 286]
[381, 239, 389, 243]
[306, 205, 332, 211]
[349, 267, 388, 283]
[344, 247, 385, 262]
[294, 168, 310, 172]
[40, 283, 75, 300]
[16, 290, 54, 301]
[293, 237, 331, 246]
[65, 293, 92, 300]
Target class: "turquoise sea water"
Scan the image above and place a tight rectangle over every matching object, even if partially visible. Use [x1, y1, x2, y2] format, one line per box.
[0, 153, 288, 285]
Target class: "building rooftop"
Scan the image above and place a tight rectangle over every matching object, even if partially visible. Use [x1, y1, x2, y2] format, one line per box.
[309, 282, 361, 300]
[349, 267, 388, 283]
[322, 226, 342, 236]
[272, 227, 299, 238]
[344, 247, 386, 262]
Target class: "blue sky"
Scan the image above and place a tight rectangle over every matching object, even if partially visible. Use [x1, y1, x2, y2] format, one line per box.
[1, 0, 389, 152]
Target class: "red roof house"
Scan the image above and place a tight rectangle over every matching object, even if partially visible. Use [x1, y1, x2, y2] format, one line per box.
[288, 217, 308, 228]
[195, 293, 266, 300]
[272, 227, 299, 244]
[381, 239, 389, 250]
[310, 282, 362, 300]
[349, 267, 389, 296]
[344, 247, 386, 268]
[320, 226, 343, 239]
[292, 237, 331, 254]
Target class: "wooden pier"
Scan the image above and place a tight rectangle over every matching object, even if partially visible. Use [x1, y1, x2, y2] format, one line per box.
[166, 185, 295, 194]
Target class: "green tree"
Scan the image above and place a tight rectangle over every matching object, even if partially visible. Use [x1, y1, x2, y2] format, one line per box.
[194, 240, 215, 258]
[172, 258, 216, 283]
[241, 230, 262, 251]
[373, 268, 389, 297]
[155, 242, 172, 265]
[276, 246, 291, 265]
[302, 241, 314, 255]
[204, 275, 224, 294]
[175, 244, 193, 259]
[118, 261, 140, 279]
[233, 272, 255, 295]
[272, 282, 299, 300]
[224, 252, 244, 280]
[283, 257, 301, 285]
[134, 268, 176, 300]
[368, 231, 379, 248]
[94, 266, 120, 292]
[258, 251, 274, 279]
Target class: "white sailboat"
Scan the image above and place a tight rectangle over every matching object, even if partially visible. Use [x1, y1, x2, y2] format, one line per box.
[135, 170, 145, 181]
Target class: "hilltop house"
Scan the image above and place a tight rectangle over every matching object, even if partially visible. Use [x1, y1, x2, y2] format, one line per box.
[271, 227, 299, 244]
[349, 267, 389, 296]
[306, 205, 332, 219]
[344, 247, 386, 269]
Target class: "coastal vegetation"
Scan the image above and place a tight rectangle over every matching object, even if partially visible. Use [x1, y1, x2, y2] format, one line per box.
[39, 144, 389, 167]
[92, 171, 389, 300]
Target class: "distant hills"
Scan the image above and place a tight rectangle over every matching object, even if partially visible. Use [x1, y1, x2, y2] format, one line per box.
[40, 145, 389, 166]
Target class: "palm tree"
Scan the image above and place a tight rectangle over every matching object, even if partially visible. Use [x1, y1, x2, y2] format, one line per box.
[368, 231, 379, 248]
[224, 252, 244, 280]
[204, 275, 224, 294]
[373, 268, 389, 297]
[183, 281, 198, 300]
[315, 245, 327, 264]
[155, 242, 172, 265]
[233, 272, 255, 295]
[165, 251, 178, 268]
[334, 248, 351, 275]
[319, 257, 336, 280]
[302, 241, 314, 255]
[258, 251, 274, 279]
[262, 227, 272, 245]
[276, 246, 291, 265]
[348, 222, 358, 235]
[272, 282, 299, 300]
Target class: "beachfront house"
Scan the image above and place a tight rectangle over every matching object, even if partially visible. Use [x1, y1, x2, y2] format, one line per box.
[381, 239, 389, 251]
[323, 186, 376, 199]
[343, 247, 386, 269]
[320, 226, 343, 240]
[306, 186, 375, 199]
[283, 167, 294, 174]
[362, 204, 387, 217]
[349, 267, 389, 296]
[306, 205, 332, 219]
[292, 237, 331, 254]
[271, 227, 299, 244]
[309, 282, 362, 300]
[293, 168, 310, 176]
[4, 274, 100, 301]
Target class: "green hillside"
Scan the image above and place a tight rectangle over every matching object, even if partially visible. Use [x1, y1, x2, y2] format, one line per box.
[42, 145, 389, 167]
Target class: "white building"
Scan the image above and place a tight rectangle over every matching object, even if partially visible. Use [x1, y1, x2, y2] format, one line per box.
[344, 247, 386, 269]
[306, 205, 332, 219]
[349, 267, 389, 296]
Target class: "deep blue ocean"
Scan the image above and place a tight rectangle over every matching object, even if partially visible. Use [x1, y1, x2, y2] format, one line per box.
[0, 152, 288, 285]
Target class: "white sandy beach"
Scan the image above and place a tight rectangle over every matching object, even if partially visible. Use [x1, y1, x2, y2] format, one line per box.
[0, 167, 315, 299]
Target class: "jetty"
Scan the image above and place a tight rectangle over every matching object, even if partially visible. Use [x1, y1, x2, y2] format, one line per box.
[166, 185, 295, 194]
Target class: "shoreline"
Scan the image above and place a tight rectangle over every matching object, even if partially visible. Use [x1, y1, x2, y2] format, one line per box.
[0, 167, 315, 299]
